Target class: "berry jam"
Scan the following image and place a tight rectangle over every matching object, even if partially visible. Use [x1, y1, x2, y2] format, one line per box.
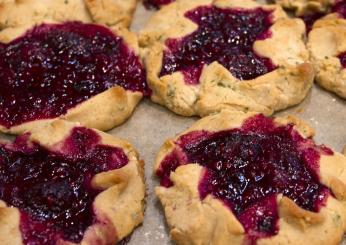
[301, 12, 326, 32]
[0, 22, 149, 128]
[338, 51, 346, 68]
[0, 127, 128, 244]
[143, 0, 175, 10]
[157, 115, 332, 242]
[332, 0, 346, 18]
[160, 6, 276, 84]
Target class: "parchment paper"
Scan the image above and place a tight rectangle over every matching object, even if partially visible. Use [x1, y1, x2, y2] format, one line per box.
[0, 1, 345, 245]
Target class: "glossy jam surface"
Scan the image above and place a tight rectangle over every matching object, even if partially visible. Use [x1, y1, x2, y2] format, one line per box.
[157, 115, 332, 241]
[160, 6, 276, 84]
[0, 127, 128, 244]
[143, 0, 175, 9]
[0, 22, 148, 128]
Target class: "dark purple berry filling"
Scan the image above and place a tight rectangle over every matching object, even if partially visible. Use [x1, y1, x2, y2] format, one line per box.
[338, 51, 346, 68]
[160, 6, 276, 84]
[0, 127, 128, 244]
[143, 0, 175, 10]
[0, 22, 149, 128]
[301, 12, 326, 32]
[157, 115, 332, 242]
[332, 0, 346, 68]
[332, 0, 346, 18]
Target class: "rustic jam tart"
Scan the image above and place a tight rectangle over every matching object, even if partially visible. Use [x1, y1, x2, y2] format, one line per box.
[0, 120, 145, 245]
[154, 110, 346, 245]
[140, 0, 313, 117]
[0, 21, 149, 134]
[0, 0, 137, 42]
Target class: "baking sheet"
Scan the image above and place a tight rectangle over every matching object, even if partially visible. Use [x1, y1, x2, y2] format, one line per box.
[0, 1, 345, 244]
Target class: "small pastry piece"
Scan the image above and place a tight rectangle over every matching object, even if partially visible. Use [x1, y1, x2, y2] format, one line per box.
[308, 3, 346, 99]
[140, 0, 313, 117]
[275, 0, 333, 16]
[0, 21, 149, 134]
[0, 0, 138, 41]
[154, 110, 346, 245]
[276, 0, 346, 32]
[0, 120, 145, 245]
